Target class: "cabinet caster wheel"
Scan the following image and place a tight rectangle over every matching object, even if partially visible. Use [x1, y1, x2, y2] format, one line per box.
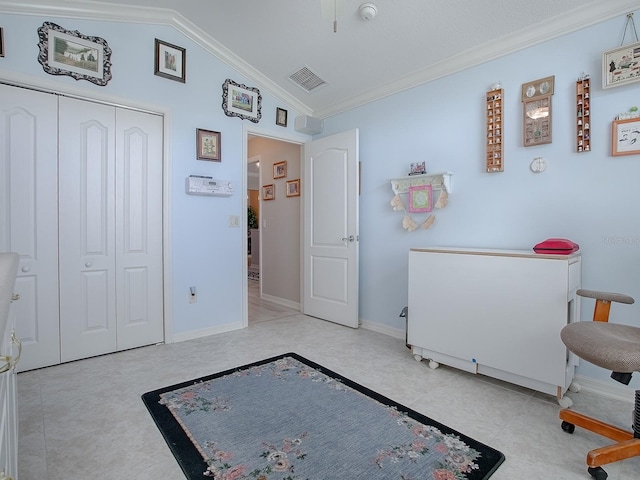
[413, 354, 423, 362]
[561, 421, 575, 434]
[587, 466, 607, 480]
[568, 382, 582, 393]
[558, 396, 573, 408]
[428, 360, 439, 369]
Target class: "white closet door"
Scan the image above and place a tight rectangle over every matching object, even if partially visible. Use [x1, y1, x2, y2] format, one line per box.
[115, 108, 164, 350]
[0, 84, 61, 371]
[58, 97, 117, 362]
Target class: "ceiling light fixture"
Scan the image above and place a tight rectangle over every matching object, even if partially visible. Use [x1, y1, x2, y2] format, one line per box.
[359, 3, 377, 21]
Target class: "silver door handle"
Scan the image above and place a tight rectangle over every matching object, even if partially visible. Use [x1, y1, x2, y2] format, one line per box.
[341, 235, 355, 243]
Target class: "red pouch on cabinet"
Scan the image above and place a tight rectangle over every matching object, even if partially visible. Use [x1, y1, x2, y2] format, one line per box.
[533, 238, 579, 254]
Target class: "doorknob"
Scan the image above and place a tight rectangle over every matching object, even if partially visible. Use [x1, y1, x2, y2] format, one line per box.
[85, 261, 93, 268]
[341, 235, 355, 243]
[21, 266, 30, 273]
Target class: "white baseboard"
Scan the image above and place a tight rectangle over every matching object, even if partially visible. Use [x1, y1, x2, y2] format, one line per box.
[573, 374, 636, 404]
[171, 321, 244, 343]
[261, 293, 300, 311]
[360, 319, 405, 340]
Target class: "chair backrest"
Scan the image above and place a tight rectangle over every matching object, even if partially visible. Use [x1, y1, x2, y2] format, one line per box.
[577, 288, 635, 322]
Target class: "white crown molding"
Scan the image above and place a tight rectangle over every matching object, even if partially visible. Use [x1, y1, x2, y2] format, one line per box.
[0, 0, 314, 116]
[315, 0, 640, 118]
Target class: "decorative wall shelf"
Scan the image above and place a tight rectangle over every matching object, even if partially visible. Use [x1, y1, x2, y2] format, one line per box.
[387, 172, 453, 232]
[485, 88, 504, 172]
[388, 172, 453, 195]
[576, 75, 591, 153]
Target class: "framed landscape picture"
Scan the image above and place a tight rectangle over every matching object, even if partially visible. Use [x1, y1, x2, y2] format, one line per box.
[222, 78, 262, 123]
[37, 22, 112, 86]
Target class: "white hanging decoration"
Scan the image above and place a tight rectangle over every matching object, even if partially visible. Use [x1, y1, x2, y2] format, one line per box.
[390, 194, 404, 211]
[435, 189, 448, 209]
[387, 172, 453, 232]
[402, 215, 418, 232]
[421, 214, 435, 229]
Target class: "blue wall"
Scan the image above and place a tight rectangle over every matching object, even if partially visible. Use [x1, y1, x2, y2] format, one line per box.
[1, 7, 639, 385]
[0, 11, 306, 337]
[320, 10, 640, 384]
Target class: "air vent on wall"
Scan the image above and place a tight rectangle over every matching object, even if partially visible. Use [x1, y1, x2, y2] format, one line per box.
[289, 66, 327, 93]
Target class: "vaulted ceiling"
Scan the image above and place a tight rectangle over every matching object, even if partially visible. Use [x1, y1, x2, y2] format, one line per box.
[6, 0, 639, 118]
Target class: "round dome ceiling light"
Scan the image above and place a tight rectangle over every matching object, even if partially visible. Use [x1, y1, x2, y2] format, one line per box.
[359, 3, 377, 21]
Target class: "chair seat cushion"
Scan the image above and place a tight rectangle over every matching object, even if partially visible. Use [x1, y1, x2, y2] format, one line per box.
[561, 322, 640, 373]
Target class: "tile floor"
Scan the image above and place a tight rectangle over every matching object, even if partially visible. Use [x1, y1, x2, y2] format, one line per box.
[16, 282, 640, 479]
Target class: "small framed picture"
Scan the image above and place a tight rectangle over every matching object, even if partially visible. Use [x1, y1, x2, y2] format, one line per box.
[273, 161, 287, 179]
[262, 184, 275, 201]
[154, 38, 186, 83]
[0, 28, 5, 57]
[612, 117, 640, 156]
[603, 41, 640, 89]
[196, 128, 221, 161]
[222, 78, 262, 123]
[276, 107, 288, 127]
[286, 179, 300, 197]
[37, 22, 112, 86]
[408, 185, 433, 213]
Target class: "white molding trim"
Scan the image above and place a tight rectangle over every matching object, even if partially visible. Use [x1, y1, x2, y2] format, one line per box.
[314, 0, 640, 118]
[573, 374, 636, 404]
[360, 319, 405, 340]
[3, 1, 638, 119]
[0, 0, 313, 116]
[260, 293, 300, 312]
[172, 321, 243, 343]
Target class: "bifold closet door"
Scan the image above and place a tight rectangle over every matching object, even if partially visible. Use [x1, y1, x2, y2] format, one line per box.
[58, 98, 164, 362]
[59, 98, 118, 362]
[114, 108, 164, 351]
[0, 84, 61, 371]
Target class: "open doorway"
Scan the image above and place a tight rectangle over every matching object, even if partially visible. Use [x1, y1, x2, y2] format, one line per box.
[245, 132, 305, 325]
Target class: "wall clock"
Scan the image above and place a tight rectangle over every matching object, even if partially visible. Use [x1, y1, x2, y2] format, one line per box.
[521, 76, 555, 101]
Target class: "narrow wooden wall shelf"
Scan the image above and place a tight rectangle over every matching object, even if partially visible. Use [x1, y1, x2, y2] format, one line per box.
[388, 172, 453, 195]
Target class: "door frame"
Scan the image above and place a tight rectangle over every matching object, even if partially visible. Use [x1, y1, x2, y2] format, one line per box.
[0, 70, 175, 345]
[241, 124, 311, 328]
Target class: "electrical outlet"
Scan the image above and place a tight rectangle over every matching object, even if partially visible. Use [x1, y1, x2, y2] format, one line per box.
[189, 286, 197, 303]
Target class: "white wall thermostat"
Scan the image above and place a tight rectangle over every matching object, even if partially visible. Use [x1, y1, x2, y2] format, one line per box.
[185, 175, 233, 196]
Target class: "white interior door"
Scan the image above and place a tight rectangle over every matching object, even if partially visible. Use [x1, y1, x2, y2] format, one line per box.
[115, 108, 164, 350]
[0, 84, 61, 371]
[302, 129, 359, 328]
[58, 97, 117, 362]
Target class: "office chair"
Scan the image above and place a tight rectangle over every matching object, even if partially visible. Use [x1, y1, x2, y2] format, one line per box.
[559, 288, 639, 480]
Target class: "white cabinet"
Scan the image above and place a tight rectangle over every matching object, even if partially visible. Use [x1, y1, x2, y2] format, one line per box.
[408, 247, 581, 401]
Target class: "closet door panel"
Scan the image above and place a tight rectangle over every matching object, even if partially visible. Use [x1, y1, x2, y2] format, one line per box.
[59, 97, 117, 362]
[0, 84, 61, 371]
[115, 109, 164, 349]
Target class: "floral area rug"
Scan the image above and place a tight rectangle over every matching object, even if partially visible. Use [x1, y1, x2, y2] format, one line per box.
[142, 353, 504, 480]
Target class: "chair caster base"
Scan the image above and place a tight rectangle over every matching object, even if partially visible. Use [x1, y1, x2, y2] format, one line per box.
[588, 466, 607, 480]
[561, 420, 575, 434]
